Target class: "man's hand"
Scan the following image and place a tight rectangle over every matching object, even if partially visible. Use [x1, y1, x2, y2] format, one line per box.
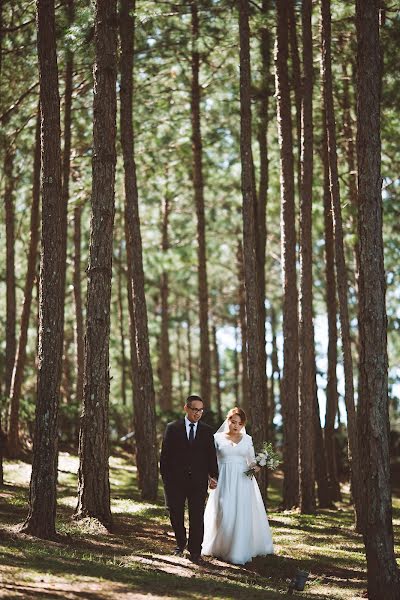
[208, 477, 217, 490]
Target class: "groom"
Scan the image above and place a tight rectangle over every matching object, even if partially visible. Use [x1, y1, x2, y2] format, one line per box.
[160, 395, 218, 563]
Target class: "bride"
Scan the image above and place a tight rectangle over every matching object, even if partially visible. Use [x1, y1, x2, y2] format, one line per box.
[202, 407, 274, 565]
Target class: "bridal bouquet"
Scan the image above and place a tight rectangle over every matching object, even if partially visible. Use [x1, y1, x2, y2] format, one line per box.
[245, 442, 280, 478]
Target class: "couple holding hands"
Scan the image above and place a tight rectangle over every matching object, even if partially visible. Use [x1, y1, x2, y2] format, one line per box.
[160, 395, 274, 565]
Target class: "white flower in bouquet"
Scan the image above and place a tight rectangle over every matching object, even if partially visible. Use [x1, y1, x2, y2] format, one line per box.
[245, 442, 280, 478]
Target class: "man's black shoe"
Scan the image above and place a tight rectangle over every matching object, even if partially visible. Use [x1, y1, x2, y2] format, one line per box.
[173, 547, 184, 556]
[189, 554, 205, 564]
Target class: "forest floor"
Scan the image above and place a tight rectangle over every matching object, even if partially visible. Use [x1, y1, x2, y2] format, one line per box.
[0, 451, 399, 600]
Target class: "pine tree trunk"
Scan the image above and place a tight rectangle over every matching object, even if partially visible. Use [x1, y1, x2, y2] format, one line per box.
[159, 192, 173, 411]
[356, 1, 400, 596]
[119, 0, 158, 501]
[21, 0, 66, 538]
[288, 1, 302, 194]
[4, 146, 16, 400]
[73, 205, 84, 409]
[238, 0, 267, 500]
[321, 0, 363, 531]
[275, 0, 299, 509]
[298, 0, 316, 514]
[186, 297, 193, 397]
[322, 118, 341, 502]
[75, 0, 118, 526]
[269, 306, 280, 439]
[8, 113, 41, 458]
[117, 241, 127, 407]
[212, 324, 223, 423]
[191, 1, 211, 409]
[313, 364, 334, 508]
[237, 241, 249, 415]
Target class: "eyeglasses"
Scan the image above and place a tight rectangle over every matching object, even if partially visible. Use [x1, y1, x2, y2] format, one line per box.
[188, 406, 204, 414]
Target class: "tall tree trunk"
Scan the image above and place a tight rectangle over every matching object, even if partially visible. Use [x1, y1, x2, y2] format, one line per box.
[269, 305, 280, 439]
[288, 0, 302, 194]
[119, 0, 158, 501]
[75, 0, 118, 526]
[117, 241, 128, 407]
[63, 0, 83, 413]
[212, 324, 223, 423]
[185, 297, 193, 398]
[321, 0, 363, 530]
[298, 0, 316, 514]
[4, 145, 16, 400]
[159, 191, 173, 411]
[191, 1, 211, 409]
[238, 0, 267, 500]
[313, 363, 334, 508]
[21, 0, 66, 538]
[356, 1, 400, 596]
[237, 241, 249, 415]
[73, 205, 84, 409]
[275, 0, 299, 509]
[257, 0, 270, 423]
[322, 116, 341, 502]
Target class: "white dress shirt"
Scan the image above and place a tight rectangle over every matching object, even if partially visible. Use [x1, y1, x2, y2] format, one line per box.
[184, 416, 198, 440]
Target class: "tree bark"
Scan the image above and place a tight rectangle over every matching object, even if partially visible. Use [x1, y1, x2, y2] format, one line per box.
[237, 241, 249, 415]
[117, 241, 128, 407]
[21, 0, 66, 538]
[75, 0, 118, 526]
[269, 305, 280, 439]
[356, 1, 400, 596]
[298, 0, 316, 514]
[320, 0, 363, 530]
[191, 1, 211, 409]
[4, 145, 16, 400]
[73, 205, 84, 409]
[275, 0, 299, 509]
[212, 324, 223, 423]
[119, 0, 158, 501]
[321, 115, 341, 502]
[159, 191, 173, 411]
[288, 0, 302, 194]
[238, 0, 267, 500]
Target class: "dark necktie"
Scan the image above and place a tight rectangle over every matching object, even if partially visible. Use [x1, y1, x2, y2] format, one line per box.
[189, 423, 195, 444]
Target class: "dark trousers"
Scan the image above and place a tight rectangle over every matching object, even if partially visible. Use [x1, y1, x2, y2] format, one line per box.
[164, 474, 208, 556]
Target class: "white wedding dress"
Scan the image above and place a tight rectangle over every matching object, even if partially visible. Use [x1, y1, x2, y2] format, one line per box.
[202, 432, 274, 564]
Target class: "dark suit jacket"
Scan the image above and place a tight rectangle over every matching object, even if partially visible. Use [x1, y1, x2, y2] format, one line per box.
[160, 419, 218, 487]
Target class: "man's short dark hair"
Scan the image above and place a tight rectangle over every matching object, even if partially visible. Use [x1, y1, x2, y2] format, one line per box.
[186, 395, 203, 405]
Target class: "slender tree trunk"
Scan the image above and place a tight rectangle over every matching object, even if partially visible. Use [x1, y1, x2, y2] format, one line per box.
[117, 242, 127, 407]
[4, 146, 16, 400]
[356, 2, 400, 596]
[176, 316, 184, 404]
[21, 0, 66, 538]
[238, 0, 267, 500]
[322, 118, 341, 502]
[191, 1, 211, 409]
[62, 0, 83, 413]
[159, 191, 173, 411]
[321, 0, 363, 530]
[269, 306, 280, 439]
[186, 297, 193, 397]
[234, 323, 240, 405]
[298, 0, 316, 514]
[73, 205, 84, 409]
[212, 324, 222, 423]
[275, 0, 299, 509]
[288, 0, 302, 194]
[119, 0, 158, 501]
[237, 241, 249, 415]
[75, 0, 118, 526]
[313, 359, 334, 508]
